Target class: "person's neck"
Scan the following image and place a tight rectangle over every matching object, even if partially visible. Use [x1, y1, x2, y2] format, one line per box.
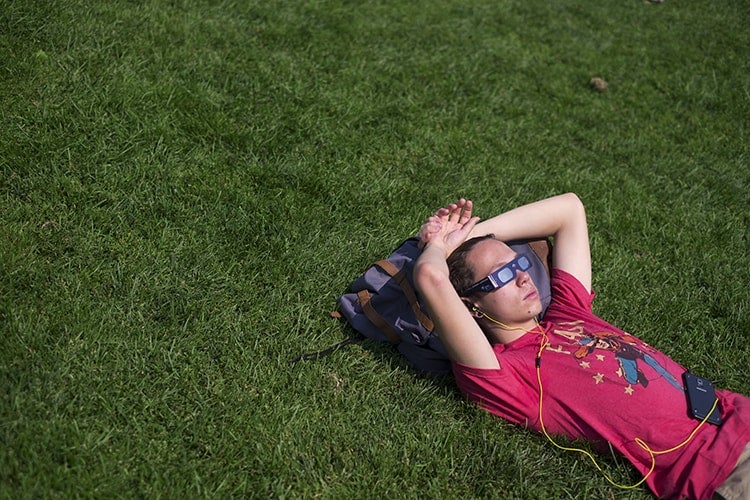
[487, 319, 539, 344]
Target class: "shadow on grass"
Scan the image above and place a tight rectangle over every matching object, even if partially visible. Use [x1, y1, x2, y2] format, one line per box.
[290, 320, 458, 391]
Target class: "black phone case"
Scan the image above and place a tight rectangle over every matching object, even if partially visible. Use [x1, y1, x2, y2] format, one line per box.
[683, 371, 722, 426]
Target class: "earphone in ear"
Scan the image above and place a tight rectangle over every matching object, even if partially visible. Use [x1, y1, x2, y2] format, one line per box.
[470, 305, 517, 329]
[470, 304, 524, 331]
[470, 305, 485, 318]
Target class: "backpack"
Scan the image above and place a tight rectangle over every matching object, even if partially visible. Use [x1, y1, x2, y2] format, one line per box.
[334, 237, 553, 376]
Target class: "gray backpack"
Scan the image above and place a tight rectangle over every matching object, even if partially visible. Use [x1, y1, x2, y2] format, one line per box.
[333, 237, 553, 375]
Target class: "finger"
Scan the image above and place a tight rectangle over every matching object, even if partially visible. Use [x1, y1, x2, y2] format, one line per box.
[419, 218, 441, 238]
[445, 204, 460, 222]
[459, 199, 473, 221]
[460, 216, 481, 234]
[425, 217, 442, 230]
[420, 223, 440, 237]
[451, 199, 470, 221]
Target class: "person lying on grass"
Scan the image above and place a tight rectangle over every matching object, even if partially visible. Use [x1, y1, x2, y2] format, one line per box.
[413, 193, 750, 500]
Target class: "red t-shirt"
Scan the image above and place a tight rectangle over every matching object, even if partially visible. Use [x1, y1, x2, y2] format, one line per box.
[453, 269, 750, 499]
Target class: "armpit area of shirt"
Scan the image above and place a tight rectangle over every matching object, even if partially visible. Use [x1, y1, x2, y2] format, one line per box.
[452, 332, 541, 379]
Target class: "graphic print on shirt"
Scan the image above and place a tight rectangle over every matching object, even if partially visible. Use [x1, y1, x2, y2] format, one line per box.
[549, 321, 684, 393]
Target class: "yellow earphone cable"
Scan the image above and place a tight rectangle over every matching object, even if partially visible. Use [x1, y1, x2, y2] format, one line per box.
[534, 325, 719, 489]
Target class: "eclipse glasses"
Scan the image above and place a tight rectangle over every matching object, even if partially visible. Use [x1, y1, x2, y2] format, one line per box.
[460, 254, 532, 296]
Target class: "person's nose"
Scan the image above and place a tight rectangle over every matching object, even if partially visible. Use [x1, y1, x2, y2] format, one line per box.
[515, 269, 531, 286]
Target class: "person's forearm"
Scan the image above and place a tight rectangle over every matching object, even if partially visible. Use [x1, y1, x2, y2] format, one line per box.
[414, 241, 450, 285]
[413, 220, 501, 370]
[471, 192, 592, 290]
[470, 193, 583, 242]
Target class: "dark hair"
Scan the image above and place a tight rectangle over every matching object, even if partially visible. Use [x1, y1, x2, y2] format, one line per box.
[446, 234, 495, 296]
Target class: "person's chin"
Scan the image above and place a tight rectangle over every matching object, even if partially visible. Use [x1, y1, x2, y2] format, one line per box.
[523, 293, 543, 317]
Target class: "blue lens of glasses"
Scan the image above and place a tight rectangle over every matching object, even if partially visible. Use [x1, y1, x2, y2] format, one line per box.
[495, 267, 515, 285]
[492, 255, 531, 286]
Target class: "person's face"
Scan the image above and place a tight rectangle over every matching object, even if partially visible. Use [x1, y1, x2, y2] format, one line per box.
[466, 239, 542, 325]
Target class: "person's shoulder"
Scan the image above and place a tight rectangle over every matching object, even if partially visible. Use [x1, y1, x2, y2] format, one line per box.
[548, 268, 596, 312]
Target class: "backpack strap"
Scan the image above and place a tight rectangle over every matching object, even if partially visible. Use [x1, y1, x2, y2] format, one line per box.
[290, 335, 364, 363]
[356, 289, 401, 344]
[373, 259, 434, 332]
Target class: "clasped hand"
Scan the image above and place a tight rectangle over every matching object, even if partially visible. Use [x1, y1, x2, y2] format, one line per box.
[418, 198, 480, 253]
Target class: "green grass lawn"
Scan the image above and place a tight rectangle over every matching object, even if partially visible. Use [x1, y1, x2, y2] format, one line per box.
[2, 0, 748, 497]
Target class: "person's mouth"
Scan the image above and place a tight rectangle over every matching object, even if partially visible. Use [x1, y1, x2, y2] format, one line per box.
[524, 289, 539, 301]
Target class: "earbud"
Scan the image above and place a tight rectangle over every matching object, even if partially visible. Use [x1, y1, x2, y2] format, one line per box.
[470, 305, 524, 331]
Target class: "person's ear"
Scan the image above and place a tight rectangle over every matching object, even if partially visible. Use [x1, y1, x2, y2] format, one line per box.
[463, 299, 484, 318]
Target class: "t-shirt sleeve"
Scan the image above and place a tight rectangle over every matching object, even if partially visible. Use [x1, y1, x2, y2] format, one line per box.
[545, 269, 596, 317]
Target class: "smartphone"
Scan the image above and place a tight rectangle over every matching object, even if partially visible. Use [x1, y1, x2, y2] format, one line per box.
[683, 371, 722, 426]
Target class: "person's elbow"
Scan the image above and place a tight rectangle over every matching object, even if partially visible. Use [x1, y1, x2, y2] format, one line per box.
[562, 192, 586, 215]
[557, 192, 588, 233]
[413, 260, 451, 296]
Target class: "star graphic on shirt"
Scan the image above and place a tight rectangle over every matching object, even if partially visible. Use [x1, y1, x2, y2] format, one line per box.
[616, 367, 624, 378]
[624, 385, 634, 395]
[580, 361, 590, 369]
[596, 354, 605, 362]
[593, 373, 604, 384]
